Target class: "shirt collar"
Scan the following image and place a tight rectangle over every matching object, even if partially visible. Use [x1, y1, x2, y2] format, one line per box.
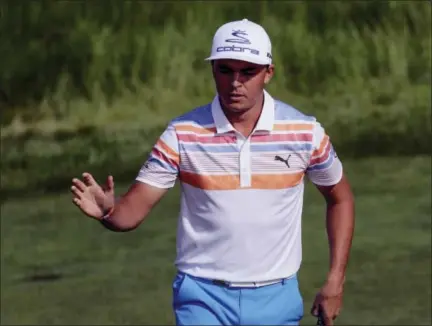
[211, 89, 275, 134]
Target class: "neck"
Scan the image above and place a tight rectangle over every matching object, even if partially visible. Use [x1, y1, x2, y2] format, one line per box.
[221, 92, 265, 135]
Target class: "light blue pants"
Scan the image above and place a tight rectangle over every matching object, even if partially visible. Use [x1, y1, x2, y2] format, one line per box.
[172, 271, 304, 325]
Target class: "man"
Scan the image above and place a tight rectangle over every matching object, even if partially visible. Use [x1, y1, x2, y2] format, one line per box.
[71, 19, 355, 325]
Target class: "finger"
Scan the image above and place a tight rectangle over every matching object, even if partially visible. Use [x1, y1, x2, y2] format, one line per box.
[70, 185, 84, 199]
[105, 175, 114, 192]
[324, 301, 339, 321]
[82, 172, 98, 187]
[72, 178, 87, 192]
[321, 306, 333, 326]
[324, 316, 333, 326]
[72, 197, 81, 207]
[311, 302, 319, 317]
[334, 307, 341, 319]
[324, 318, 333, 326]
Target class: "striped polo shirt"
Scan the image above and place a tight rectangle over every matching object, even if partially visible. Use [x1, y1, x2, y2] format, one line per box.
[136, 90, 342, 282]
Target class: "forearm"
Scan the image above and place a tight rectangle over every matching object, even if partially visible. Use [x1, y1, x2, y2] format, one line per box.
[325, 198, 355, 283]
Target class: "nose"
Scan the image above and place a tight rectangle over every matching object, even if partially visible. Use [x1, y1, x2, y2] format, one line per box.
[231, 72, 242, 87]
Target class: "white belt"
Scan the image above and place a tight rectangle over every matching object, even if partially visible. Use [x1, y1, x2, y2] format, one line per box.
[213, 278, 285, 288]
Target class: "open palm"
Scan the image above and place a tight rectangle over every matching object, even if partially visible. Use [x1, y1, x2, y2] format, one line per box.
[71, 173, 115, 219]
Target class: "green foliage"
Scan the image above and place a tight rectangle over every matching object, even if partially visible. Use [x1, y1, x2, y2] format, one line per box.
[0, 1, 431, 195]
[2, 1, 430, 111]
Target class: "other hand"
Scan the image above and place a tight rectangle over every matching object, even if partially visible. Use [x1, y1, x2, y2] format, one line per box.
[311, 278, 344, 325]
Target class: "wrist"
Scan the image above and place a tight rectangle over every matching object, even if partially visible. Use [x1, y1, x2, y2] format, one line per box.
[100, 206, 115, 221]
[327, 270, 345, 285]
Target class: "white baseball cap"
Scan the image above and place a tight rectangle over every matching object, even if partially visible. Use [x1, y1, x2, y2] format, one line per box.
[205, 18, 272, 65]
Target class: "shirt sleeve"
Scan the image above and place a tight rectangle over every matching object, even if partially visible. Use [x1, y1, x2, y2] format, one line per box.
[306, 120, 343, 186]
[135, 123, 180, 189]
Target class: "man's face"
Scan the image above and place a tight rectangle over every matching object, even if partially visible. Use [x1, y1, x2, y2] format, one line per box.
[212, 59, 274, 113]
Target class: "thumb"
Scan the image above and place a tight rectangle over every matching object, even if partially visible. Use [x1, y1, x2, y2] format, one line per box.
[311, 301, 319, 317]
[105, 175, 114, 192]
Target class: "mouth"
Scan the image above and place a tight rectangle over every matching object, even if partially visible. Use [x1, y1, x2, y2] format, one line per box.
[227, 93, 244, 101]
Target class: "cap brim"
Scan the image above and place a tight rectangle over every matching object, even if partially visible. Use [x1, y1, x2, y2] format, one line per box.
[205, 53, 270, 65]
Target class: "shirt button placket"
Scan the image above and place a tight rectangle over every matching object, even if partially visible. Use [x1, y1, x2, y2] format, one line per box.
[239, 137, 251, 188]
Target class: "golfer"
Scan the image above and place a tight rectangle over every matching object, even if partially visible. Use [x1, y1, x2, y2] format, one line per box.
[71, 19, 355, 326]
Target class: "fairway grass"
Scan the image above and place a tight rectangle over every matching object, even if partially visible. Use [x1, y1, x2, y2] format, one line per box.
[1, 156, 431, 325]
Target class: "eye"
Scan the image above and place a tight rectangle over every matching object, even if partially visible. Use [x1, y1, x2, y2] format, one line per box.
[218, 67, 232, 74]
[242, 69, 256, 76]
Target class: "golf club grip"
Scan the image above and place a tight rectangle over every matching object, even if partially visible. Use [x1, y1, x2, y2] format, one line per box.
[316, 306, 325, 326]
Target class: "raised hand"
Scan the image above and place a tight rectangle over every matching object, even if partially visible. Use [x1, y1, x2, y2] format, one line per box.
[71, 172, 115, 220]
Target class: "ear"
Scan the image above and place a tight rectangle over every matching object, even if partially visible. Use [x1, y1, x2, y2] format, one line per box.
[264, 75, 272, 84]
[264, 64, 274, 84]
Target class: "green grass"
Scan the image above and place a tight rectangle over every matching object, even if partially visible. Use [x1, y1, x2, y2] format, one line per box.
[1, 156, 431, 325]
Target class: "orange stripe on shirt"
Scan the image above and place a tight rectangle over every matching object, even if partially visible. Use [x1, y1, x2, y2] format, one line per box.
[156, 139, 179, 162]
[273, 123, 314, 132]
[180, 171, 304, 190]
[312, 135, 330, 157]
[180, 171, 240, 190]
[152, 147, 179, 168]
[251, 172, 304, 189]
[310, 141, 331, 165]
[175, 125, 217, 135]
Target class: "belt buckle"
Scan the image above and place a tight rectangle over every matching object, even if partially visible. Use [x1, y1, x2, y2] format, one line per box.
[212, 279, 229, 287]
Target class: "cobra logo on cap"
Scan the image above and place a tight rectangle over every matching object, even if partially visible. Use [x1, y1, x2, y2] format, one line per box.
[225, 30, 251, 45]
